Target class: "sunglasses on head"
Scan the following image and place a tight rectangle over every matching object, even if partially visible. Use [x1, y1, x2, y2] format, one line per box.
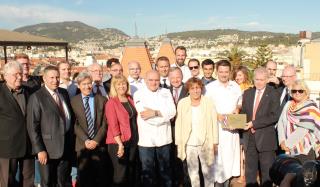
[189, 66, 199, 70]
[291, 89, 305, 94]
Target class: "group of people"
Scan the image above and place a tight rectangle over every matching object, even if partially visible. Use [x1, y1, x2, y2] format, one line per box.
[0, 45, 320, 187]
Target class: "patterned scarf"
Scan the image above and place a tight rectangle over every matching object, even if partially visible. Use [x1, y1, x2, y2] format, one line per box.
[286, 99, 320, 155]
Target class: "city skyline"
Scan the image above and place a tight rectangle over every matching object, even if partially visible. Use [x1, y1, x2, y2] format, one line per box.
[0, 0, 320, 37]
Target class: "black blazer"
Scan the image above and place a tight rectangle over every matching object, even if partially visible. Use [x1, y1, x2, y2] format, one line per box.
[0, 83, 28, 158]
[27, 86, 74, 159]
[240, 85, 280, 152]
[103, 79, 111, 96]
[71, 94, 107, 152]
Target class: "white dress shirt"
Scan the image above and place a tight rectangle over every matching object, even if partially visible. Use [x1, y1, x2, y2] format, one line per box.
[134, 87, 176, 147]
[128, 76, 145, 96]
[45, 86, 71, 132]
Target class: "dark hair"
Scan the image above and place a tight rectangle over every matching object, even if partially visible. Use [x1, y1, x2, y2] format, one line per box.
[174, 46, 187, 54]
[201, 59, 214, 68]
[107, 58, 120, 68]
[185, 77, 204, 92]
[188, 58, 200, 66]
[216, 60, 231, 70]
[156, 56, 170, 65]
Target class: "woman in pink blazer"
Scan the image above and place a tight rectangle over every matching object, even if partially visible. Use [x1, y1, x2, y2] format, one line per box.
[105, 75, 139, 187]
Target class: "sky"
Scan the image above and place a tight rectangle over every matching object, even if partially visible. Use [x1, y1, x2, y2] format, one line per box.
[0, 0, 319, 37]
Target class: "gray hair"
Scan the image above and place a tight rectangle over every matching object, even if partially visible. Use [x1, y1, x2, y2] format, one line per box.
[76, 71, 92, 84]
[254, 67, 269, 79]
[3, 61, 23, 76]
[87, 62, 102, 71]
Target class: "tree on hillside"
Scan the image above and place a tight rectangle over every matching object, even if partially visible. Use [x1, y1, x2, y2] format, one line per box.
[252, 44, 273, 68]
[217, 45, 247, 68]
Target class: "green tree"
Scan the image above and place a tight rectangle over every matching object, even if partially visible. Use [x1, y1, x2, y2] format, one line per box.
[217, 45, 247, 68]
[253, 44, 273, 69]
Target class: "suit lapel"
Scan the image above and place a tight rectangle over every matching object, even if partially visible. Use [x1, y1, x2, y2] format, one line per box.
[1, 84, 24, 116]
[179, 85, 188, 101]
[42, 87, 61, 117]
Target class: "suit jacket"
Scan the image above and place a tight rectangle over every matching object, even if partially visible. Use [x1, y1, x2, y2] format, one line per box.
[240, 85, 280, 152]
[103, 79, 111, 96]
[0, 83, 28, 158]
[27, 87, 74, 159]
[105, 96, 136, 144]
[71, 94, 107, 152]
[169, 84, 189, 104]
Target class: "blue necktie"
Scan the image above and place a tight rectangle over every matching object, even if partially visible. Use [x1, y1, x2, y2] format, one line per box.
[84, 96, 95, 139]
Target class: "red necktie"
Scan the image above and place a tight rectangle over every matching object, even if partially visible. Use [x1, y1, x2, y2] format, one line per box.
[252, 90, 262, 120]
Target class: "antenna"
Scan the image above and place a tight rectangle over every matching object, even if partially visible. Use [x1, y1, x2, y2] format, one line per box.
[134, 22, 138, 38]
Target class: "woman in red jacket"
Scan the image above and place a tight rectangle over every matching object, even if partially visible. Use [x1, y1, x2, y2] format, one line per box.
[105, 75, 139, 187]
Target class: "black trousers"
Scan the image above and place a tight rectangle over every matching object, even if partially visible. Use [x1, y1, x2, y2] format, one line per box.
[0, 157, 35, 187]
[77, 145, 109, 187]
[245, 134, 275, 187]
[108, 143, 139, 187]
[39, 157, 71, 187]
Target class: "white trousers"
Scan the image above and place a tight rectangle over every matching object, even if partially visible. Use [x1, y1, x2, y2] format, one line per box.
[186, 145, 215, 187]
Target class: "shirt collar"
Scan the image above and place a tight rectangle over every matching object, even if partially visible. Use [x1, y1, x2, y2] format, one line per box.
[128, 76, 142, 83]
[81, 93, 94, 99]
[45, 85, 57, 96]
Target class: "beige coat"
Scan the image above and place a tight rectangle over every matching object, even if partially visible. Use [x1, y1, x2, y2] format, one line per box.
[175, 95, 218, 165]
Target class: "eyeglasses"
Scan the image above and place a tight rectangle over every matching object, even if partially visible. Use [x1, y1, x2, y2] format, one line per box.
[291, 89, 305, 94]
[189, 66, 199, 70]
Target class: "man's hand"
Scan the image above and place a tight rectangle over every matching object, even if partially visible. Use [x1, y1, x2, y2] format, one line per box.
[38, 151, 48, 165]
[140, 107, 157, 120]
[268, 76, 280, 85]
[85, 140, 97, 150]
[244, 121, 253, 131]
[217, 114, 226, 122]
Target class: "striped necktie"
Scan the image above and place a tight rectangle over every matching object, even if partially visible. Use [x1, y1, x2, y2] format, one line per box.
[84, 96, 95, 139]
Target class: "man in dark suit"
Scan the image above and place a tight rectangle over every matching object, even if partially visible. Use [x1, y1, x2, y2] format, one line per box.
[27, 66, 74, 187]
[71, 72, 108, 187]
[168, 67, 190, 187]
[279, 65, 297, 112]
[156, 56, 171, 89]
[241, 67, 280, 187]
[0, 61, 34, 187]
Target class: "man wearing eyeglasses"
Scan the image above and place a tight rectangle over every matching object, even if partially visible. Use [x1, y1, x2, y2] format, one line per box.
[128, 61, 145, 96]
[187, 58, 201, 79]
[280, 65, 297, 111]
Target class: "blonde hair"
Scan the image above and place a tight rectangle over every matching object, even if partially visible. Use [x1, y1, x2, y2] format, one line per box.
[109, 75, 130, 97]
[291, 80, 310, 97]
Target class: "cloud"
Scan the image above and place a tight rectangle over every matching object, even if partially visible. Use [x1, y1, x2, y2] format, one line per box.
[246, 21, 260, 26]
[0, 4, 116, 29]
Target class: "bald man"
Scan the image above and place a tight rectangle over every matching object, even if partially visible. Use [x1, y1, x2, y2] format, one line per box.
[133, 70, 176, 187]
[279, 65, 297, 111]
[128, 61, 145, 96]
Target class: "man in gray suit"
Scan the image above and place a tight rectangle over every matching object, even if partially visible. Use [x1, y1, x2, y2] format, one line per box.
[27, 66, 74, 187]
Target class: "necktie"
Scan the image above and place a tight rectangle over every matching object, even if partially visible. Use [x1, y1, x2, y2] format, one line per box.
[174, 88, 179, 104]
[95, 83, 102, 95]
[163, 79, 168, 88]
[53, 92, 66, 122]
[252, 90, 262, 120]
[84, 96, 95, 139]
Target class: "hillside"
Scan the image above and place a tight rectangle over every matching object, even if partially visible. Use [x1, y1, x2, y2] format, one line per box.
[14, 21, 129, 43]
